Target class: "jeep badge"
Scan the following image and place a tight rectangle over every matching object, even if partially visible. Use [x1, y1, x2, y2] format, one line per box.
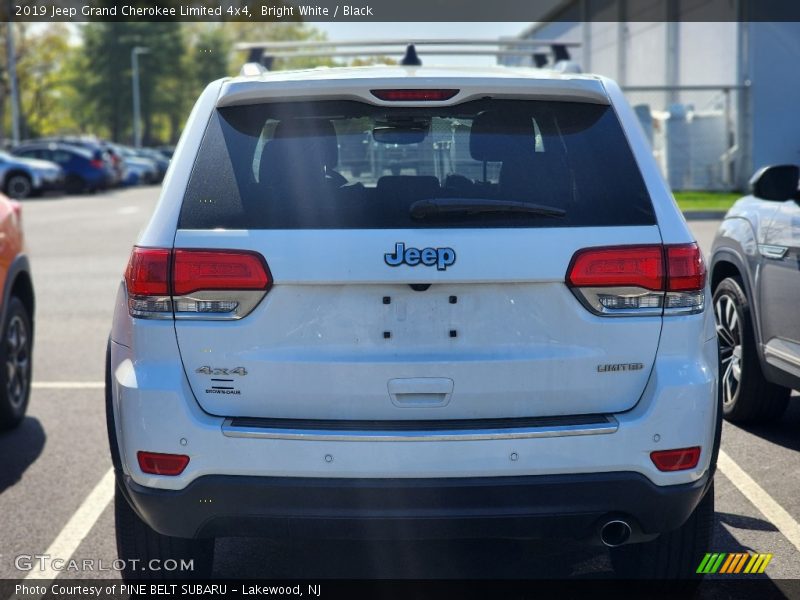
[384, 242, 456, 271]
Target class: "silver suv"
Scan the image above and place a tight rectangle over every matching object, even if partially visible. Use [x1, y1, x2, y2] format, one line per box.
[711, 164, 800, 423]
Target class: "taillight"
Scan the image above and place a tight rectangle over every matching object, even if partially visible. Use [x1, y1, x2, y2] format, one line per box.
[568, 246, 664, 291]
[137, 451, 190, 476]
[370, 89, 459, 101]
[125, 248, 171, 318]
[173, 250, 269, 295]
[173, 250, 271, 318]
[566, 243, 705, 316]
[90, 159, 105, 169]
[124, 247, 271, 320]
[664, 244, 706, 311]
[650, 447, 701, 472]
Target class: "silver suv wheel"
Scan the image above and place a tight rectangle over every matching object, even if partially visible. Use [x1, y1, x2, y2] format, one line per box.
[714, 293, 742, 409]
[711, 276, 789, 423]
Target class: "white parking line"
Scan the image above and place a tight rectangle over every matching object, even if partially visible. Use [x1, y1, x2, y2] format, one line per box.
[32, 382, 104, 389]
[718, 449, 800, 553]
[24, 468, 115, 580]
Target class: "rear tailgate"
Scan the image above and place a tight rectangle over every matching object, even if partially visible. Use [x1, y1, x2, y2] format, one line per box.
[174, 227, 662, 419]
[170, 92, 662, 420]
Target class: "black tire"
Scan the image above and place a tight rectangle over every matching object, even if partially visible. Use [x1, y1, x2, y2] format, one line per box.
[5, 173, 33, 199]
[115, 484, 214, 580]
[65, 174, 86, 194]
[610, 481, 715, 580]
[0, 297, 33, 431]
[712, 277, 789, 423]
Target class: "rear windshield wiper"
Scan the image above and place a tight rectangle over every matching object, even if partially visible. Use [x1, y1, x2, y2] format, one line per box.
[410, 198, 566, 220]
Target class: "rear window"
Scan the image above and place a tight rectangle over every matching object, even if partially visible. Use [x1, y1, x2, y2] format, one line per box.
[179, 99, 655, 229]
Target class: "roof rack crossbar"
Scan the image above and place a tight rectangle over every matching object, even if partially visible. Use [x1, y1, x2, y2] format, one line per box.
[234, 39, 580, 51]
[234, 39, 579, 72]
[255, 49, 573, 59]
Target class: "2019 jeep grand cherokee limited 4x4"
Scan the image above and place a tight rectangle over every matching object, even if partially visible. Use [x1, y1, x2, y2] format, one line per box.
[107, 64, 720, 580]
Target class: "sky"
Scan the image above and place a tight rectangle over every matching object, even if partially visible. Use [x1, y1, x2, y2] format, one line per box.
[312, 22, 531, 66]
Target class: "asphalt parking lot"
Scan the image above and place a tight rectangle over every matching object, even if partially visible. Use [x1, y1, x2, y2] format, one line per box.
[0, 188, 798, 595]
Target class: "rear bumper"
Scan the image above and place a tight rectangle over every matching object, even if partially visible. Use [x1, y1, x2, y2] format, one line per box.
[121, 471, 710, 542]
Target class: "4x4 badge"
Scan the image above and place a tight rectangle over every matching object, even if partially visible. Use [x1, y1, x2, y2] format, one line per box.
[384, 242, 456, 271]
[196, 366, 247, 376]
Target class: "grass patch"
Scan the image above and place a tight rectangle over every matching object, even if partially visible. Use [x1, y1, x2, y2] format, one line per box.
[673, 191, 740, 212]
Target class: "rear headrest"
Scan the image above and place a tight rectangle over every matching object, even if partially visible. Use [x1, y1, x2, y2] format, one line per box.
[469, 111, 537, 162]
[273, 119, 338, 168]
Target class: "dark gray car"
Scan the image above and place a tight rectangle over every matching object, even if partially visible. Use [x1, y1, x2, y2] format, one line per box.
[710, 165, 800, 423]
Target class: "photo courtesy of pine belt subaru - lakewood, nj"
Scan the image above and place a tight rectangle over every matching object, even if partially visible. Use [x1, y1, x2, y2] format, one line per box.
[106, 60, 721, 580]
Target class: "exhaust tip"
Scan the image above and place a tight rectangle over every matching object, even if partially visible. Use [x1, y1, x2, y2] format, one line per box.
[600, 519, 632, 547]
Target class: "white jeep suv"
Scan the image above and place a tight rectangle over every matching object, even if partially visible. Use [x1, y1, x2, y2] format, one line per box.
[107, 63, 720, 580]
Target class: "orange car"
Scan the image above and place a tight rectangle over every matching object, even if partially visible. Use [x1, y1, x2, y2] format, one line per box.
[0, 193, 34, 430]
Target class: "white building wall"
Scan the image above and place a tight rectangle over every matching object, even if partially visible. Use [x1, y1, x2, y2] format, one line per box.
[748, 22, 800, 173]
[678, 22, 737, 87]
[511, 3, 800, 189]
[625, 22, 668, 85]
[587, 22, 619, 80]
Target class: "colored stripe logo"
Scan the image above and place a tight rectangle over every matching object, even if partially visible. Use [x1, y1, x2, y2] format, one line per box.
[697, 552, 773, 574]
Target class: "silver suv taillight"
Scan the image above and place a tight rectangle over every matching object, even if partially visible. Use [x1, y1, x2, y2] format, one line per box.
[566, 243, 706, 316]
[124, 247, 271, 320]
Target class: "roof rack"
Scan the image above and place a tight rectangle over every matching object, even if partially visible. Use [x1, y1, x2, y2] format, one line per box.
[234, 39, 580, 72]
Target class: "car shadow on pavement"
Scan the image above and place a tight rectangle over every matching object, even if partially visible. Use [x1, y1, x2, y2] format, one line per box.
[212, 537, 610, 579]
[730, 397, 800, 453]
[716, 511, 779, 533]
[696, 520, 788, 600]
[0, 416, 45, 495]
[712, 512, 769, 556]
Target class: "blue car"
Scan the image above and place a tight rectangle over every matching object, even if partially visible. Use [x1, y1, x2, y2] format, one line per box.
[12, 142, 114, 194]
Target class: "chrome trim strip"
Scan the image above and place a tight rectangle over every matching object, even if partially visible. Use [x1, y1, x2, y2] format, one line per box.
[221, 416, 619, 442]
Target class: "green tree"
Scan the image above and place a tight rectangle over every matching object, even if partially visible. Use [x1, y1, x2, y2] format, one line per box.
[81, 22, 187, 144]
[186, 24, 232, 88]
[15, 24, 78, 137]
